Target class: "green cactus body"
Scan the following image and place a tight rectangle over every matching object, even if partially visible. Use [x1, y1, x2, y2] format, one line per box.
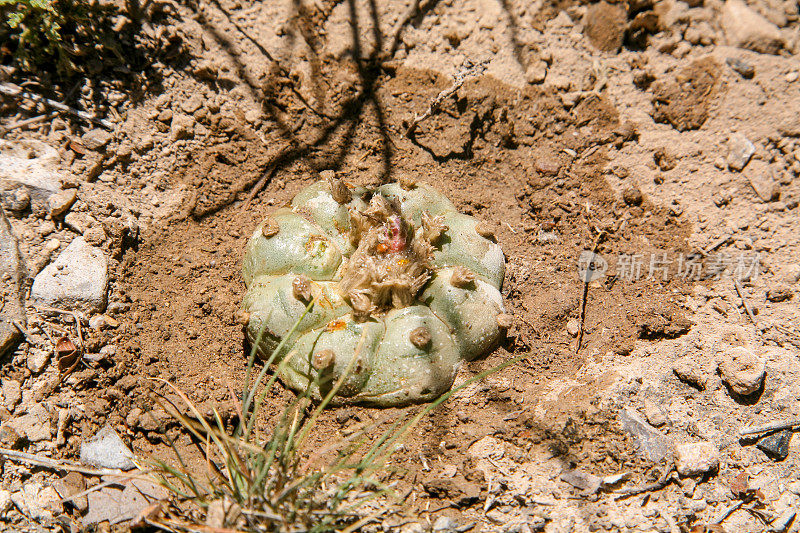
[241, 178, 507, 406]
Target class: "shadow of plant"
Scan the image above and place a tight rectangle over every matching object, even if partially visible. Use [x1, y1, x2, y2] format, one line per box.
[181, 0, 541, 218]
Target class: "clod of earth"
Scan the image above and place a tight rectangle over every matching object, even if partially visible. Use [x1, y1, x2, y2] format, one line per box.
[241, 177, 506, 406]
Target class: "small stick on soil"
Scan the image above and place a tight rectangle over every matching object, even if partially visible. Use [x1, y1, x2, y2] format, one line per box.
[34, 305, 86, 350]
[404, 59, 489, 138]
[0, 447, 149, 478]
[12, 320, 33, 342]
[244, 164, 278, 207]
[0, 82, 113, 129]
[703, 234, 732, 255]
[1, 111, 60, 133]
[713, 500, 744, 524]
[614, 460, 675, 499]
[739, 418, 800, 437]
[576, 231, 606, 352]
[733, 280, 757, 325]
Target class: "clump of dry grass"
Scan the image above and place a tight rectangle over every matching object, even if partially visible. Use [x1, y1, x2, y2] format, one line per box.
[146, 299, 519, 532]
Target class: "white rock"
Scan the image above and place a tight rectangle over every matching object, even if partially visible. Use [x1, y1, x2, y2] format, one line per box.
[674, 441, 720, 477]
[744, 160, 780, 202]
[80, 424, 136, 470]
[81, 129, 112, 151]
[0, 140, 63, 201]
[99, 344, 117, 357]
[432, 516, 458, 532]
[467, 436, 505, 460]
[727, 133, 755, 171]
[721, 0, 784, 54]
[1, 379, 21, 409]
[8, 403, 52, 442]
[718, 346, 765, 396]
[26, 348, 50, 374]
[12, 483, 64, 521]
[31, 237, 108, 313]
[0, 489, 11, 514]
[566, 319, 580, 337]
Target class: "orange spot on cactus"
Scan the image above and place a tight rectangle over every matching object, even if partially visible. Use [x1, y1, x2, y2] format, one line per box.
[325, 319, 347, 332]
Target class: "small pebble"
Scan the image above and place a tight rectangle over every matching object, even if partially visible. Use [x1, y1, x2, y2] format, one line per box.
[643, 399, 667, 427]
[767, 285, 793, 302]
[718, 346, 765, 396]
[726, 57, 755, 79]
[47, 189, 77, 218]
[727, 133, 756, 171]
[622, 186, 643, 206]
[566, 319, 580, 337]
[674, 441, 720, 477]
[756, 430, 792, 460]
[26, 349, 50, 374]
[81, 129, 112, 151]
[672, 355, 709, 390]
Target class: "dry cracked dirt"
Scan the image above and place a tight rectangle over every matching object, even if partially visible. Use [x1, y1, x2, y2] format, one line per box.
[1, 0, 800, 531]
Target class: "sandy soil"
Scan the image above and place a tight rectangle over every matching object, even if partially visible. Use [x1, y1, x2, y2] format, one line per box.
[1, 0, 800, 531]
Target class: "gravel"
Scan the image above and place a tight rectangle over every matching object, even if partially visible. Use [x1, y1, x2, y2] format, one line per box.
[80, 424, 137, 470]
[718, 346, 766, 396]
[674, 441, 720, 477]
[30, 237, 109, 313]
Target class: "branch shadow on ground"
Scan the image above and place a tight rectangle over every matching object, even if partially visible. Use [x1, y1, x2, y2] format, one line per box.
[184, 0, 396, 219]
[183, 0, 532, 219]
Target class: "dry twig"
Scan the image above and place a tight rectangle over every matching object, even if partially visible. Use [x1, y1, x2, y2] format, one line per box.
[739, 418, 800, 437]
[713, 500, 744, 524]
[0, 82, 113, 129]
[1, 111, 60, 133]
[404, 59, 489, 137]
[733, 280, 757, 325]
[614, 460, 675, 499]
[576, 230, 606, 352]
[0, 447, 148, 478]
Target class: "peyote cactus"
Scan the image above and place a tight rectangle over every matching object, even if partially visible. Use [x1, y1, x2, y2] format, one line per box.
[241, 175, 508, 406]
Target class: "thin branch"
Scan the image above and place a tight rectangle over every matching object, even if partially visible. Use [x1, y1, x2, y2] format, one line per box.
[739, 418, 800, 437]
[576, 230, 606, 352]
[713, 500, 744, 524]
[0, 82, 113, 129]
[404, 59, 488, 137]
[1, 111, 60, 133]
[614, 460, 675, 499]
[733, 280, 757, 325]
[0, 447, 148, 478]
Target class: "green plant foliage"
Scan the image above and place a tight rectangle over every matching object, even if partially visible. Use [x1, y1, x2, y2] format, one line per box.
[0, 0, 118, 73]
